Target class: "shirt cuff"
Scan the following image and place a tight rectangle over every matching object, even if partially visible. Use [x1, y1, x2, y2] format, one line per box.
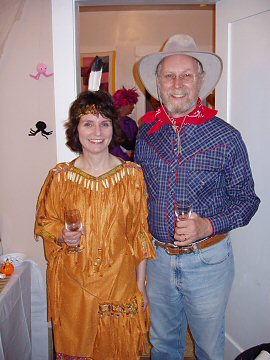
[206, 217, 215, 236]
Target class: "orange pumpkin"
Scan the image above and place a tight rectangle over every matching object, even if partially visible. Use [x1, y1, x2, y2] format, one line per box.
[1, 261, 14, 276]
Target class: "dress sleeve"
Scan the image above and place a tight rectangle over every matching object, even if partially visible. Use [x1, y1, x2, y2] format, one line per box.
[128, 167, 156, 267]
[35, 166, 66, 263]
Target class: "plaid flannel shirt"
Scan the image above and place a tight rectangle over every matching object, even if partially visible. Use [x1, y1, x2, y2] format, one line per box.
[135, 114, 260, 243]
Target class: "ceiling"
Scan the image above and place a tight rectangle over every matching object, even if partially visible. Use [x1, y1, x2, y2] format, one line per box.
[80, 4, 215, 11]
[77, 0, 219, 7]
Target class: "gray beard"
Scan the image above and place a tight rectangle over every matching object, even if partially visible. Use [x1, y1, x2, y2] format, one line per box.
[165, 99, 197, 117]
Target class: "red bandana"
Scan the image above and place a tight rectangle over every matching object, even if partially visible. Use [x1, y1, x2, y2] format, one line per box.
[142, 98, 218, 135]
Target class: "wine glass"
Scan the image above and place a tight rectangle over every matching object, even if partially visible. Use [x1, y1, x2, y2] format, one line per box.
[174, 201, 192, 221]
[64, 209, 84, 253]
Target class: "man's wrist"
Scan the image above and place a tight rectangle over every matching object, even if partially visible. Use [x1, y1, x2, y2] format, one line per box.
[205, 217, 214, 237]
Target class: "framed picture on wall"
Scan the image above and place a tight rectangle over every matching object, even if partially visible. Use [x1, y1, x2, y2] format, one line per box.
[80, 51, 116, 94]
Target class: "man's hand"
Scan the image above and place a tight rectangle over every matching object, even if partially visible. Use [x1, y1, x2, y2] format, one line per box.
[174, 212, 213, 246]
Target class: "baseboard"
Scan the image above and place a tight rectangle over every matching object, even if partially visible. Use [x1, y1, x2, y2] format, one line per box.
[225, 332, 244, 360]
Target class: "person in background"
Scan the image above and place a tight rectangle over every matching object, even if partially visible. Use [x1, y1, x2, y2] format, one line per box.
[135, 34, 260, 360]
[35, 90, 155, 360]
[110, 86, 139, 161]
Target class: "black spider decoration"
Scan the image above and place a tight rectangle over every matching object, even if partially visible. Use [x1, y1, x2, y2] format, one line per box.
[29, 121, 53, 140]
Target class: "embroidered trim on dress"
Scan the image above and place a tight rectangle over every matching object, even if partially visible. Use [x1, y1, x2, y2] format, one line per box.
[56, 162, 142, 191]
[98, 297, 138, 318]
[141, 231, 150, 258]
[40, 226, 56, 241]
[56, 353, 91, 360]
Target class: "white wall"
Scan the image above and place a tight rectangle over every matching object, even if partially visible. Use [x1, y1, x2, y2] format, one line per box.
[0, 0, 56, 279]
[216, 1, 270, 358]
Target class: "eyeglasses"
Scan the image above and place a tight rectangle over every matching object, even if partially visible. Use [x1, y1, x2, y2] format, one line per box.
[160, 72, 198, 84]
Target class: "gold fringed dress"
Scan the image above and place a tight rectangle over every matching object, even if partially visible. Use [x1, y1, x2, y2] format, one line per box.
[35, 159, 155, 360]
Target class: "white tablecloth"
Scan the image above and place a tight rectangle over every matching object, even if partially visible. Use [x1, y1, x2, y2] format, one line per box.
[0, 260, 48, 360]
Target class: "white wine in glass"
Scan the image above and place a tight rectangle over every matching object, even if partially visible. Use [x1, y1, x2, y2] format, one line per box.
[174, 201, 192, 220]
[64, 209, 84, 253]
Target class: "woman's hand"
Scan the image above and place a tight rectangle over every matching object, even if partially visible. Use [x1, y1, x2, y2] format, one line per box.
[137, 259, 149, 311]
[61, 227, 84, 247]
[138, 282, 149, 311]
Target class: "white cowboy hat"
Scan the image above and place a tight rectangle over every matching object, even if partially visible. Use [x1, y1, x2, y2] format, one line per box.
[138, 34, 223, 100]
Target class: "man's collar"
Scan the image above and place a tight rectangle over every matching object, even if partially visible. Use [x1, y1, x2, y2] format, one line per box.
[142, 98, 218, 135]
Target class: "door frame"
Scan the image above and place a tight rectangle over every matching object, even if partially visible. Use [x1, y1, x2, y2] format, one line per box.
[51, 0, 219, 162]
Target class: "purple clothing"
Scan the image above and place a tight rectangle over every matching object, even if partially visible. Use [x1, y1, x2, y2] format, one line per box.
[120, 116, 138, 143]
[110, 146, 131, 161]
[110, 116, 138, 161]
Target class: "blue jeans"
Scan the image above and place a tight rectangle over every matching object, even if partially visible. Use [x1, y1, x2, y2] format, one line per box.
[147, 236, 234, 360]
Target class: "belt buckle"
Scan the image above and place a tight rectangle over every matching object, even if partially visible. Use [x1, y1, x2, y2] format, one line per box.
[180, 246, 194, 254]
[164, 243, 194, 255]
[164, 243, 177, 255]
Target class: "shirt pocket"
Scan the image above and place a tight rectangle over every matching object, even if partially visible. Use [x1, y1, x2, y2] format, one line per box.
[140, 160, 163, 201]
[184, 145, 227, 205]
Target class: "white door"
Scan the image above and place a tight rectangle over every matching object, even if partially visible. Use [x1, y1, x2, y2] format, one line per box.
[216, 1, 270, 359]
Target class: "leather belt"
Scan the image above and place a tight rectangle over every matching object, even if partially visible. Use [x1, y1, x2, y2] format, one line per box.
[155, 233, 228, 255]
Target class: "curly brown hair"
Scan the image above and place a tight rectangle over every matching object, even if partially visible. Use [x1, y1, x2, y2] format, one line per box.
[65, 91, 122, 153]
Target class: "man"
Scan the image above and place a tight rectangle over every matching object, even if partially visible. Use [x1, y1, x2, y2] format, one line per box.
[135, 34, 260, 360]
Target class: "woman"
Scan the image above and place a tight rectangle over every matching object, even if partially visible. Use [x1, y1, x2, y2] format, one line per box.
[110, 87, 139, 161]
[35, 90, 155, 359]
